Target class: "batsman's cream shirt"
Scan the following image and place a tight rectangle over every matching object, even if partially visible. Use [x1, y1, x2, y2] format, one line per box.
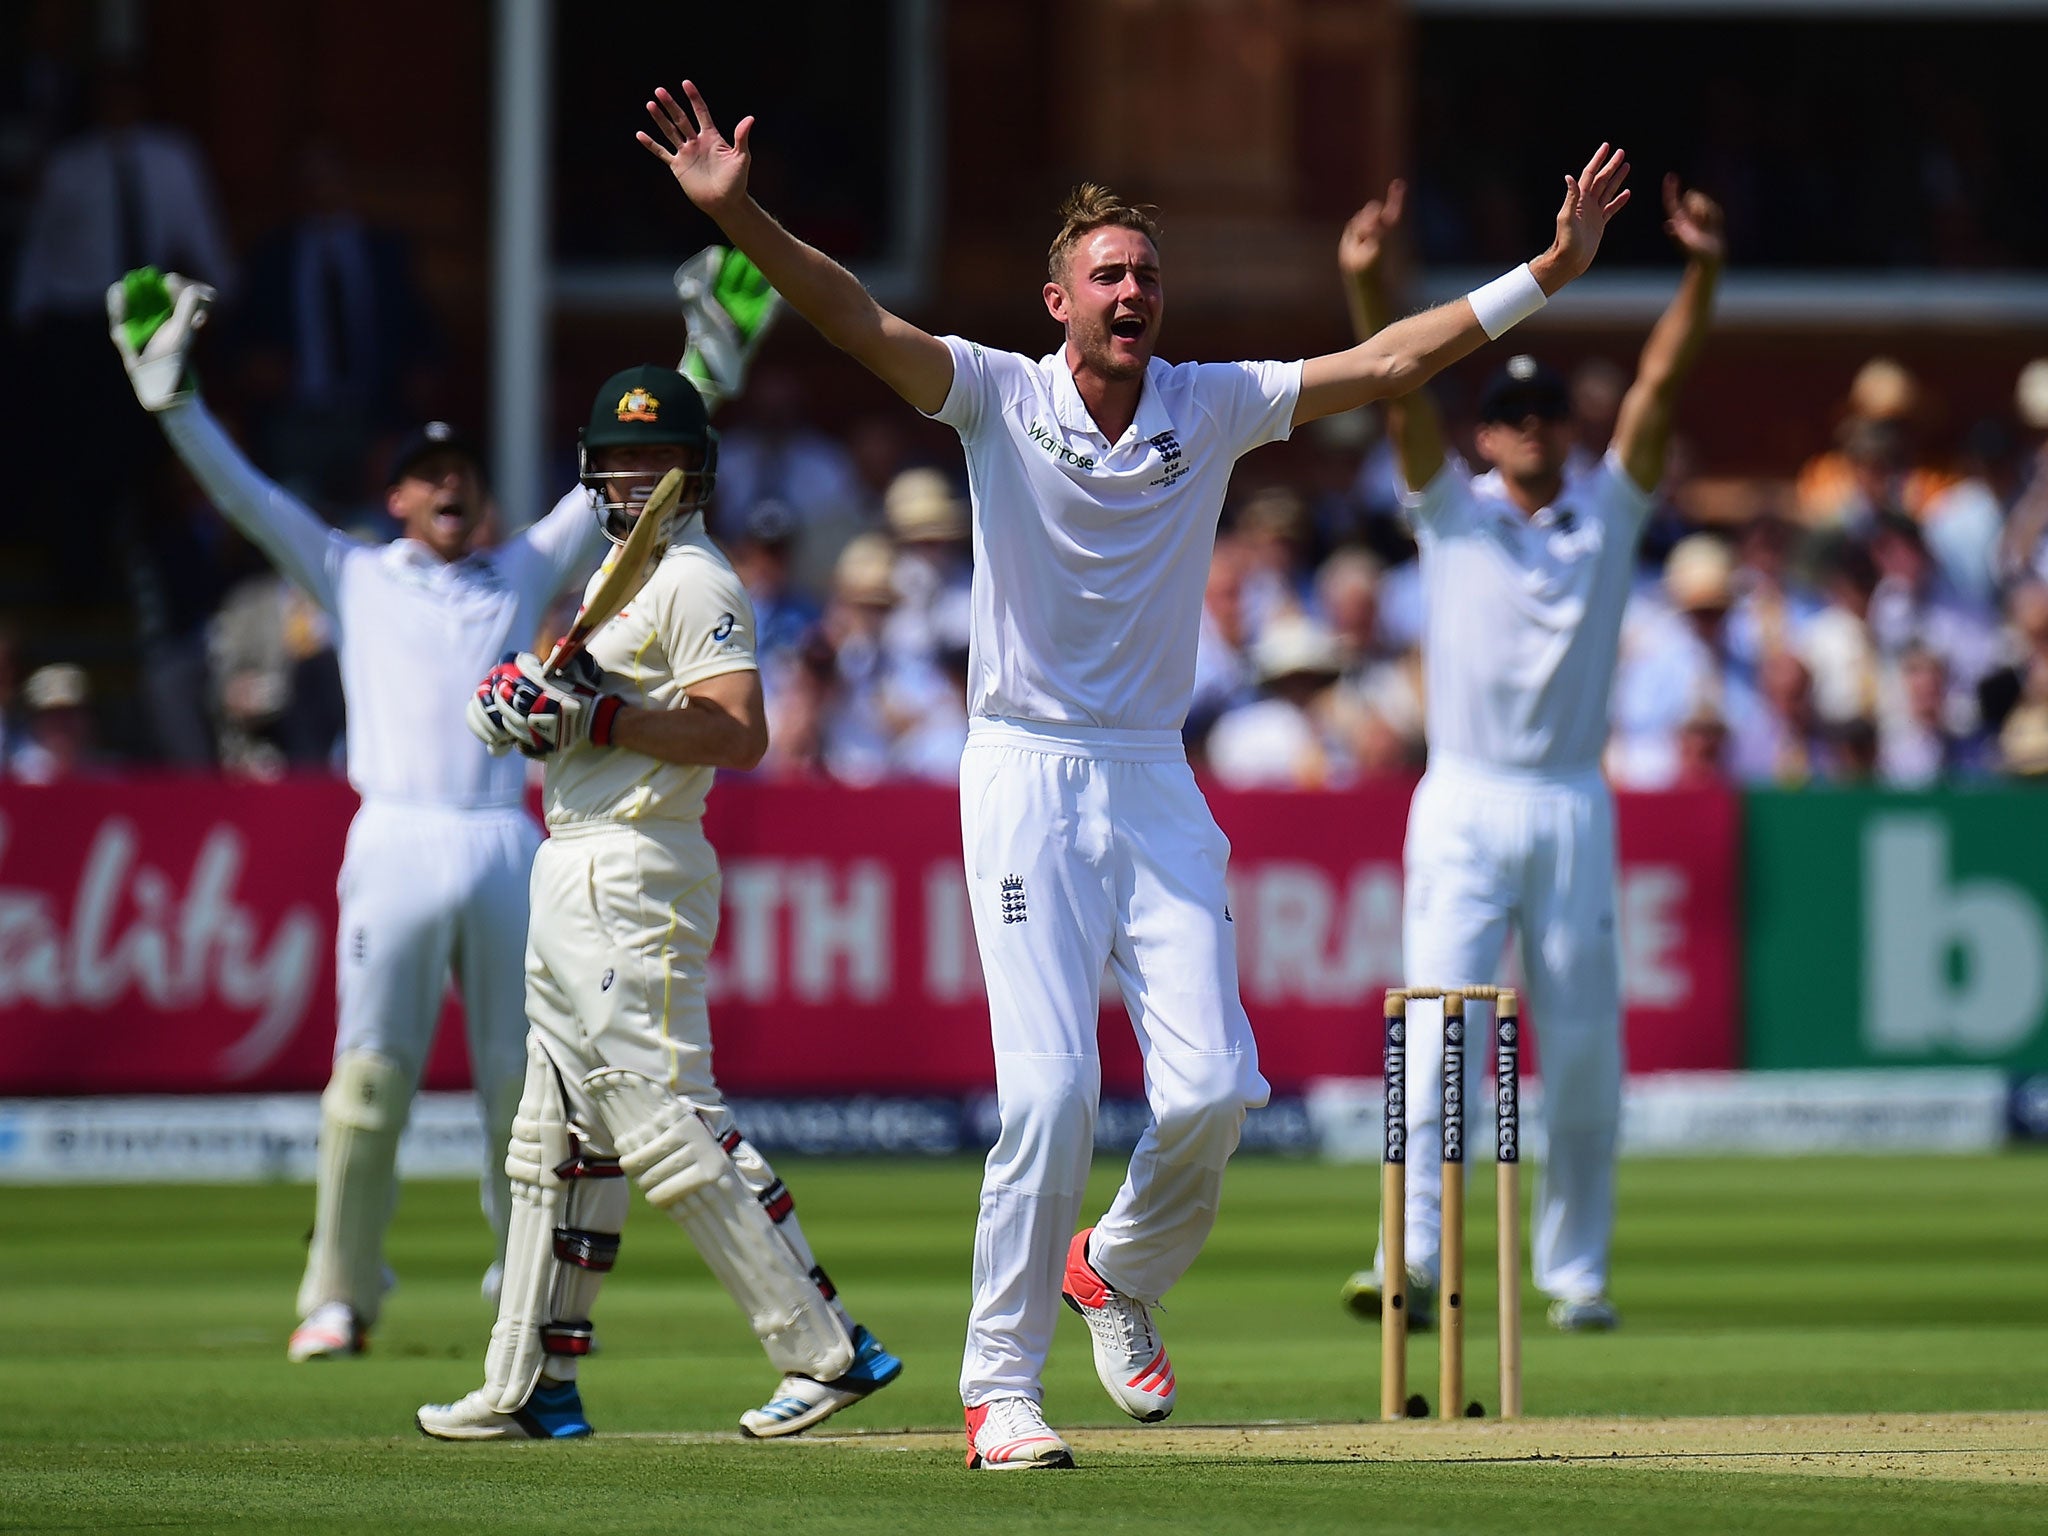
[543, 517, 757, 829]
[1405, 449, 1653, 772]
[929, 338, 1301, 730]
[161, 398, 605, 808]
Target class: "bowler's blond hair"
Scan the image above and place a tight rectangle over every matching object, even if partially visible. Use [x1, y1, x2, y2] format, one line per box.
[1047, 184, 1162, 283]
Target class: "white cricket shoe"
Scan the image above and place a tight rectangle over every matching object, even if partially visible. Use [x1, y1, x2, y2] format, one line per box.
[416, 1380, 592, 1441]
[287, 1302, 366, 1362]
[1061, 1227, 1176, 1422]
[1548, 1294, 1621, 1332]
[738, 1325, 903, 1438]
[964, 1396, 1075, 1470]
[1340, 1266, 1438, 1331]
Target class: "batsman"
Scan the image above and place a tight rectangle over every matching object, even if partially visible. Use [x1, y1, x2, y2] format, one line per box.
[416, 364, 901, 1441]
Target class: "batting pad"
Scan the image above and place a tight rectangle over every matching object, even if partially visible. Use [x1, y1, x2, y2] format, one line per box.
[484, 1039, 628, 1414]
[587, 1067, 855, 1381]
[297, 1050, 409, 1322]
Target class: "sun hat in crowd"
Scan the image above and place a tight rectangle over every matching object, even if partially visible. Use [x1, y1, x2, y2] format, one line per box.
[24, 663, 89, 711]
[883, 469, 968, 543]
[1252, 614, 1346, 685]
[1664, 535, 1736, 614]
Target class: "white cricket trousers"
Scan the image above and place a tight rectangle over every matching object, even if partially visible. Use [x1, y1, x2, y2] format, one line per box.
[521, 818, 722, 1105]
[333, 799, 539, 1229]
[958, 717, 1271, 1407]
[1398, 755, 1622, 1302]
[519, 819, 844, 1319]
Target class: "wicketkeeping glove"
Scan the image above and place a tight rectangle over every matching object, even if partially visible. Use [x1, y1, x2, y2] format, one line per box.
[482, 651, 626, 759]
[107, 267, 215, 411]
[675, 245, 781, 409]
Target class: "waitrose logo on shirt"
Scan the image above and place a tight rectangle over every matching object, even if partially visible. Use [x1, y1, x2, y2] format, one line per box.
[1023, 422, 1096, 470]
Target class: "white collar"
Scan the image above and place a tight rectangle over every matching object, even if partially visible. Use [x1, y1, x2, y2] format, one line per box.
[1472, 466, 1578, 526]
[1047, 351, 1175, 447]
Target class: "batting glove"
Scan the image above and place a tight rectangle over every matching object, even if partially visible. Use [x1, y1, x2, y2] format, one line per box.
[107, 267, 214, 412]
[484, 651, 626, 759]
[466, 654, 525, 755]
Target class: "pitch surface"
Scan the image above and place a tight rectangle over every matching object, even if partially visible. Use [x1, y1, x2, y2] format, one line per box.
[3, 1155, 2043, 1532]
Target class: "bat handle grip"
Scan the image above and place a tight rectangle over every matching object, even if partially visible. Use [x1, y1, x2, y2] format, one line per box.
[542, 637, 581, 679]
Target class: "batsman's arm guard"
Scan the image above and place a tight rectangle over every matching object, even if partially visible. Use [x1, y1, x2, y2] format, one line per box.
[586, 1067, 854, 1381]
[483, 1037, 630, 1415]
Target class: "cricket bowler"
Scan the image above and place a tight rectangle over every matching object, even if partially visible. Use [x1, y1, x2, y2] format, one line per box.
[640, 77, 1629, 1467]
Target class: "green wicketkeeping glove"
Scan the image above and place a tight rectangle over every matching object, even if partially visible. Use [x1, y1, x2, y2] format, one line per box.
[107, 266, 214, 411]
[675, 245, 782, 411]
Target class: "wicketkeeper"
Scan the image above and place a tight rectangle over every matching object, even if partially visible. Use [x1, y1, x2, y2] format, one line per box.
[109, 266, 608, 1362]
[416, 364, 901, 1441]
[108, 249, 782, 1365]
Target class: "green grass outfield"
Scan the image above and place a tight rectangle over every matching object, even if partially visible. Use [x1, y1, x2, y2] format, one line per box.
[2, 1154, 2044, 1534]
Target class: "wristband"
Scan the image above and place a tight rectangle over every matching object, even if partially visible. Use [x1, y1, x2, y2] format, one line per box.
[1467, 264, 1547, 340]
[589, 694, 625, 748]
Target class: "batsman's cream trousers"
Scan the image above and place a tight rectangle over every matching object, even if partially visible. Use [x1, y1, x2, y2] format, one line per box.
[333, 799, 538, 1236]
[958, 717, 1270, 1407]
[1398, 754, 1623, 1303]
[519, 818, 841, 1294]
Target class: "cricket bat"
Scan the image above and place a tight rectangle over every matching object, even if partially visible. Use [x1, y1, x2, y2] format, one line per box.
[543, 468, 681, 678]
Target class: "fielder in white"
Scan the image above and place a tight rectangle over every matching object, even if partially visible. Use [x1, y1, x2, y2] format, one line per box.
[416, 364, 902, 1442]
[1336, 178, 1724, 1330]
[639, 79, 1632, 1467]
[107, 268, 609, 1362]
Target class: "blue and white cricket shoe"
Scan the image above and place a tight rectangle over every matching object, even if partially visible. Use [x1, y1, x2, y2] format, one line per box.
[738, 1324, 903, 1439]
[416, 1379, 593, 1441]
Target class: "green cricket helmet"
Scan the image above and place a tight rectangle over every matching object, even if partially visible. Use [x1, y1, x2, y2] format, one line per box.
[577, 364, 718, 544]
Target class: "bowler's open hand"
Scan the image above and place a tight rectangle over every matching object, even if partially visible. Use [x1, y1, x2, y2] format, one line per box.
[1546, 144, 1632, 283]
[638, 80, 753, 217]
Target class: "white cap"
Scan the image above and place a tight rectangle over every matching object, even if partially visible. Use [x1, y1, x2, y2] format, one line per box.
[2016, 359, 2048, 431]
[24, 663, 88, 711]
[1252, 614, 1345, 683]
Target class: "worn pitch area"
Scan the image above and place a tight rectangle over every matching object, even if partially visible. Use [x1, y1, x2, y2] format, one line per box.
[715, 1412, 2045, 1480]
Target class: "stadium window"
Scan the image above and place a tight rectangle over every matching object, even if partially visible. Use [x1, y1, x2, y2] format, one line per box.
[1408, 0, 2048, 326]
[549, 0, 939, 314]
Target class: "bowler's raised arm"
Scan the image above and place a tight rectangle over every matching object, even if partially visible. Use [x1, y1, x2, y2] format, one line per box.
[1294, 144, 1632, 427]
[638, 81, 954, 415]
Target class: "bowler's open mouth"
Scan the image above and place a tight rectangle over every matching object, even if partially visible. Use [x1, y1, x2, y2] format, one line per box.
[1112, 316, 1146, 340]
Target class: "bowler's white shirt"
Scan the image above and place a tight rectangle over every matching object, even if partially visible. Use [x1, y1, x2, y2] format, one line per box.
[162, 398, 605, 808]
[1405, 449, 1652, 772]
[929, 338, 1300, 731]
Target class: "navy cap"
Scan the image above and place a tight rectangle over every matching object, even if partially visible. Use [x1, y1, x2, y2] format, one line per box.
[387, 421, 483, 486]
[583, 364, 711, 452]
[1476, 355, 1571, 425]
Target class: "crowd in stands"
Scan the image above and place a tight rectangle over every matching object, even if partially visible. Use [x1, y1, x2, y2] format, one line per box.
[680, 348, 2048, 793]
[13, 346, 2048, 794]
[10, 341, 2048, 793]
[1176, 353, 2048, 792]
[7, 46, 2048, 793]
